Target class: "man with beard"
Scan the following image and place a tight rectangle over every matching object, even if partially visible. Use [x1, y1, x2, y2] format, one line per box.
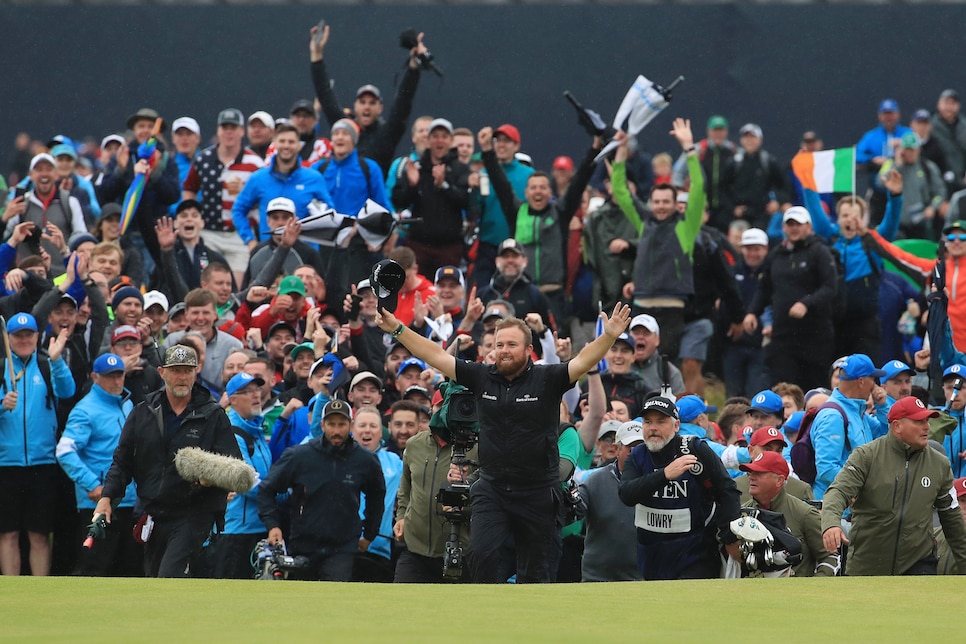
[93, 344, 241, 577]
[375, 302, 631, 583]
[618, 397, 741, 580]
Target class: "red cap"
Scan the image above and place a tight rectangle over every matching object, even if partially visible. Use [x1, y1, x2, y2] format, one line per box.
[739, 451, 790, 478]
[111, 325, 140, 344]
[494, 124, 520, 145]
[750, 426, 787, 448]
[431, 389, 444, 407]
[552, 156, 574, 171]
[954, 477, 966, 499]
[887, 396, 940, 422]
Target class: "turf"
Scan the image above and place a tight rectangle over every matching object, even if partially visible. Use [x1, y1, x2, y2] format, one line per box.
[0, 576, 958, 641]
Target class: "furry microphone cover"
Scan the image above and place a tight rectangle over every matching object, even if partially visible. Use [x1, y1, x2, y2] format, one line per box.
[174, 447, 256, 494]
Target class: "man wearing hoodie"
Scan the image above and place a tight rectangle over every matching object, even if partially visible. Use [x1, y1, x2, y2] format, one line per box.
[257, 399, 385, 581]
[210, 372, 273, 579]
[478, 239, 553, 332]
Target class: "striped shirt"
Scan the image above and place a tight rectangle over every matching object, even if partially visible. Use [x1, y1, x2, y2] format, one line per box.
[183, 145, 264, 232]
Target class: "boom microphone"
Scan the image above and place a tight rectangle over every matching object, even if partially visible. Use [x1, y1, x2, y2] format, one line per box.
[174, 447, 257, 494]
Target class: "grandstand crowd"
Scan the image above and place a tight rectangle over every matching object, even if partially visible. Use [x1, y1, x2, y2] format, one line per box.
[3, 23, 966, 581]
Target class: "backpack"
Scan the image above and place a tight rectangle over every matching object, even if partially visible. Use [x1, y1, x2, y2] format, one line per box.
[789, 402, 850, 485]
[0, 352, 55, 409]
[232, 426, 256, 459]
[316, 154, 372, 197]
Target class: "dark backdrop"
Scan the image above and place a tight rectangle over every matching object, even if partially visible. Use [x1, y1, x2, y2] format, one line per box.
[0, 4, 961, 172]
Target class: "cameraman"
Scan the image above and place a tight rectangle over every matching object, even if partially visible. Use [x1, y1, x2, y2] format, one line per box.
[393, 396, 479, 583]
[376, 303, 631, 583]
[391, 119, 471, 276]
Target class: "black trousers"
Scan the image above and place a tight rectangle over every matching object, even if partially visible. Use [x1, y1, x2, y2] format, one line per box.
[208, 532, 265, 580]
[73, 508, 143, 577]
[144, 513, 216, 578]
[468, 479, 557, 583]
[393, 549, 446, 583]
[766, 333, 833, 392]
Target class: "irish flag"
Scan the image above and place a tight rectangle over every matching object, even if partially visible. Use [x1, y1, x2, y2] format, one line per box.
[791, 147, 855, 194]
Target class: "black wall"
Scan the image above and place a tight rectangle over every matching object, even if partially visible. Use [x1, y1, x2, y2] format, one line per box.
[1, 4, 962, 172]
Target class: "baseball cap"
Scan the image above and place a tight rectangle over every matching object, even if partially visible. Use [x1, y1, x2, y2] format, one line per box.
[356, 84, 382, 101]
[267, 197, 296, 216]
[218, 109, 244, 126]
[397, 357, 427, 378]
[93, 353, 126, 375]
[434, 266, 465, 289]
[954, 477, 966, 499]
[900, 132, 920, 149]
[288, 341, 315, 361]
[750, 426, 787, 448]
[7, 313, 37, 335]
[676, 192, 689, 205]
[677, 395, 717, 423]
[782, 206, 811, 225]
[739, 123, 763, 139]
[248, 111, 275, 128]
[616, 420, 644, 446]
[57, 293, 78, 310]
[143, 290, 169, 313]
[50, 144, 77, 160]
[498, 238, 525, 256]
[309, 353, 341, 380]
[172, 117, 201, 136]
[29, 153, 55, 171]
[168, 302, 187, 319]
[597, 419, 622, 440]
[878, 98, 900, 113]
[403, 384, 431, 401]
[641, 396, 679, 420]
[267, 320, 297, 340]
[552, 156, 573, 171]
[514, 153, 532, 167]
[739, 451, 789, 478]
[322, 399, 353, 421]
[225, 372, 265, 396]
[881, 359, 914, 382]
[887, 396, 940, 422]
[370, 259, 406, 313]
[482, 307, 507, 322]
[385, 340, 411, 359]
[290, 99, 315, 115]
[100, 134, 126, 150]
[277, 275, 305, 297]
[943, 364, 966, 380]
[804, 387, 832, 406]
[940, 89, 960, 102]
[494, 124, 521, 144]
[838, 354, 886, 381]
[747, 390, 784, 416]
[784, 410, 805, 435]
[944, 221, 966, 235]
[741, 228, 769, 247]
[707, 115, 728, 130]
[612, 333, 634, 350]
[428, 118, 454, 135]
[912, 109, 932, 122]
[175, 199, 202, 216]
[349, 371, 382, 391]
[127, 108, 164, 132]
[629, 314, 660, 335]
[162, 344, 198, 368]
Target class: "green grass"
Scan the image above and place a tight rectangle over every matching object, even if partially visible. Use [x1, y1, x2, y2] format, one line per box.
[0, 576, 959, 641]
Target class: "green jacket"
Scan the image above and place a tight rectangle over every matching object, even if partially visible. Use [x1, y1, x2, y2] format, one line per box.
[396, 430, 478, 559]
[746, 487, 838, 577]
[822, 431, 966, 576]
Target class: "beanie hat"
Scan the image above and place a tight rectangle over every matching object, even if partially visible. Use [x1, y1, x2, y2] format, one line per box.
[111, 286, 144, 311]
[331, 118, 360, 146]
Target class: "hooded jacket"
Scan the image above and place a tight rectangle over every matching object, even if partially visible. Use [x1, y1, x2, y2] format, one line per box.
[224, 407, 273, 534]
[56, 383, 136, 509]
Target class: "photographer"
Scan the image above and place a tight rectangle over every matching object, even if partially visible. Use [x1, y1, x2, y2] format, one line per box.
[375, 302, 631, 583]
[309, 23, 428, 173]
[256, 399, 385, 581]
[393, 391, 479, 583]
[391, 119, 471, 277]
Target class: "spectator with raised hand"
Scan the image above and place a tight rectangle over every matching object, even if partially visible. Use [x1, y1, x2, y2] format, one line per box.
[619, 118, 706, 363]
[671, 115, 735, 232]
[480, 125, 599, 329]
[310, 22, 427, 173]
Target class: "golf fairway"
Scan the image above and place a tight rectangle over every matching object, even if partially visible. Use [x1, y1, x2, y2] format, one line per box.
[0, 576, 956, 641]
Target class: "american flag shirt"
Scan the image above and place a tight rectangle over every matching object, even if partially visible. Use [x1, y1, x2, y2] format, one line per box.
[183, 145, 264, 232]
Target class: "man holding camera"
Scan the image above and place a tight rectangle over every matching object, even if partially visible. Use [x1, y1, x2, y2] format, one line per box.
[310, 23, 429, 173]
[376, 301, 631, 583]
[257, 399, 385, 581]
